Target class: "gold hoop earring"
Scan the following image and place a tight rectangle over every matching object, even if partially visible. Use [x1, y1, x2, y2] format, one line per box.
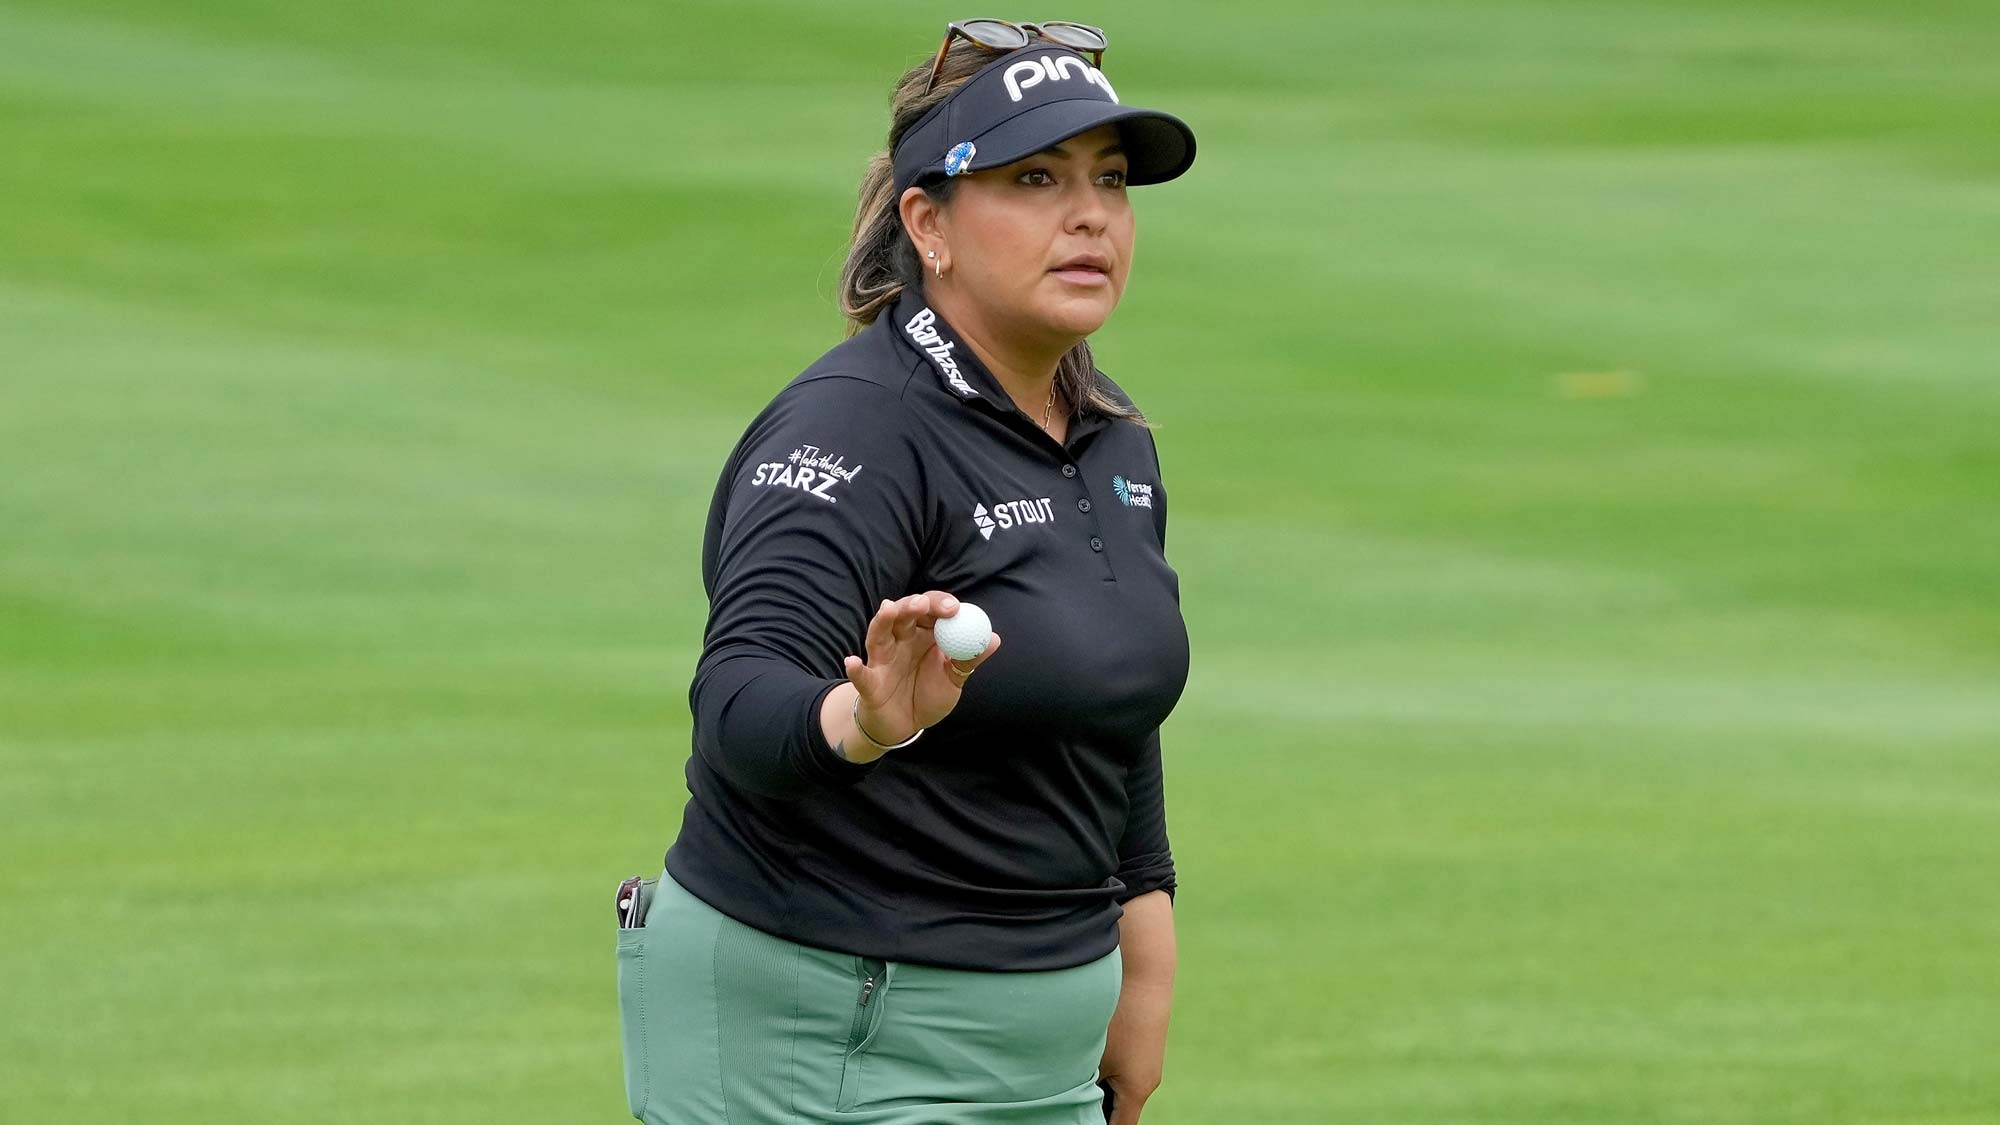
[928, 249, 942, 279]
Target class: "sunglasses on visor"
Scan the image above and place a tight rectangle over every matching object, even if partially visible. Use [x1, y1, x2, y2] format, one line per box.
[923, 19, 1109, 95]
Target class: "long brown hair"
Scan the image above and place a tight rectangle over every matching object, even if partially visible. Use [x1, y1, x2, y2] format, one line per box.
[838, 41, 1150, 428]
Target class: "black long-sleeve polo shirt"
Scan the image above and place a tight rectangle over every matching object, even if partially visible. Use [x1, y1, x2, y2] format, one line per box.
[663, 285, 1190, 972]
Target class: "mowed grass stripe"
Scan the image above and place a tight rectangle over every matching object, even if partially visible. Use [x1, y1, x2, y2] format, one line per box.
[4, 0, 1999, 1121]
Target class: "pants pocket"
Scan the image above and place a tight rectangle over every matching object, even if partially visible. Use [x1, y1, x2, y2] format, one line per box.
[834, 955, 892, 1112]
[837, 949, 1121, 1108]
[614, 879, 658, 1120]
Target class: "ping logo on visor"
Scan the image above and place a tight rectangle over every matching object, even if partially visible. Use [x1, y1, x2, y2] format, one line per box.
[1002, 53, 1118, 104]
[888, 43, 1196, 197]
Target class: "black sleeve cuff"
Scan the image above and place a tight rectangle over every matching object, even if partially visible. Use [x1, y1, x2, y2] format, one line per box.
[800, 680, 888, 784]
[798, 678, 886, 788]
[1112, 858, 1177, 904]
[693, 654, 885, 800]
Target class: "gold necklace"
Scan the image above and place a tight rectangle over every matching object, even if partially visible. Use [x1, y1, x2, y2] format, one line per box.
[1042, 382, 1057, 432]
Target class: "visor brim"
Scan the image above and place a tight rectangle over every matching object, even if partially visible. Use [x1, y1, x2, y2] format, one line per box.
[950, 101, 1196, 187]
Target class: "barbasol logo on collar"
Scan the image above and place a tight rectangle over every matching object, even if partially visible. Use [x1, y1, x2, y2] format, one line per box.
[1003, 53, 1118, 104]
[903, 306, 978, 398]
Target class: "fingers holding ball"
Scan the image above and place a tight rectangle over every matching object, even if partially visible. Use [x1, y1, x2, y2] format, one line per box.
[935, 601, 995, 688]
[934, 601, 992, 661]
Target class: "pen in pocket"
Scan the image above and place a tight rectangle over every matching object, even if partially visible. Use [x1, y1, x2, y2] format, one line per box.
[616, 875, 644, 929]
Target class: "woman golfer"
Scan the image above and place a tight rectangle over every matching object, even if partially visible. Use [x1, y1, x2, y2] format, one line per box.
[616, 20, 1196, 1124]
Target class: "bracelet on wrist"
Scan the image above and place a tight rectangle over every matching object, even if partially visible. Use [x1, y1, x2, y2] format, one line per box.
[851, 693, 925, 751]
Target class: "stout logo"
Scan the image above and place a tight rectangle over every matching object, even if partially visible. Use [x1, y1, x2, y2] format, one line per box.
[972, 497, 1056, 541]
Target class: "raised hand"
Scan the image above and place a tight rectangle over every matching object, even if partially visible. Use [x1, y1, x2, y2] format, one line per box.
[842, 591, 1001, 748]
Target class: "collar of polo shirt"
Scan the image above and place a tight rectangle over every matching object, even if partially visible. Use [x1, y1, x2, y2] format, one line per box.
[885, 287, 1118, 445]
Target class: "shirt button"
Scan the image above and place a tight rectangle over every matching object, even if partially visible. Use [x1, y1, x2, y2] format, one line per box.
[1077, 498, 1091, 513]
[1089, 536, 1104, 552]
[1061, 464, 1077, 478]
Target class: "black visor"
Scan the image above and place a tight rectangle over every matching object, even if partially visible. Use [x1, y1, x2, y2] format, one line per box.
[891, 45, 1196, 197]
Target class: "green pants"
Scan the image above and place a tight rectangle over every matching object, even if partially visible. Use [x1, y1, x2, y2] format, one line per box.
[615, 868, 1122, 1124]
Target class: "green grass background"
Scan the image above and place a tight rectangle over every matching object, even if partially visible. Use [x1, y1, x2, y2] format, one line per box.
[5, 1, 1998, 1121]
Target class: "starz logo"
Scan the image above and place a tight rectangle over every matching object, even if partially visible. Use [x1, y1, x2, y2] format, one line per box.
[747, 444, 863, 504]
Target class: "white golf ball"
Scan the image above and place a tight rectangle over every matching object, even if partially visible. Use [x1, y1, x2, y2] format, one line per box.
[933, 602, 992, 662]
